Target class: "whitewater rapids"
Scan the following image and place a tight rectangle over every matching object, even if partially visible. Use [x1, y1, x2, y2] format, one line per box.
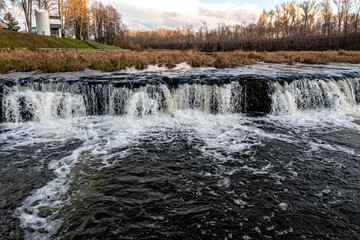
[0, 68, 359, 239]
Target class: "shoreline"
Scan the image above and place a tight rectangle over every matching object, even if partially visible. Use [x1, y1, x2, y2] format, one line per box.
[1, 49, 360, 74]
[2, 61, 360, 80]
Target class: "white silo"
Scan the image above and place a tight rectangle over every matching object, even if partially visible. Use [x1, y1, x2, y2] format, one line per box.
[35, 9, 50, 36]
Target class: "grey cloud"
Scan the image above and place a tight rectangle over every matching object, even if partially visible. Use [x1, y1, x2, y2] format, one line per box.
[156, 12, 194, 28]
[198, 7, 258, 22]
[127, 11, 195, 30]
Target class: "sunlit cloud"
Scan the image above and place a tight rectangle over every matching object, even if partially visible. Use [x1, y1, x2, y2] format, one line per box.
[104, 0, 261, 30]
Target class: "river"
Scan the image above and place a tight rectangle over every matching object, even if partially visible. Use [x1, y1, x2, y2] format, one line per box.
[0, 64, 359, 239]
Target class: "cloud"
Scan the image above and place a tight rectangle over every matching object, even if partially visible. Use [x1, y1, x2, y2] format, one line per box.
[151, 12, 195, 28]
[198, 6, 258, 23]
[0, 3, 24, 17]
[103, 0, 261, 30]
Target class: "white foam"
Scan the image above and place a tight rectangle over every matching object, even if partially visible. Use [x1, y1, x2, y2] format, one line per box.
[3, 89, 86, 123]
[10, 116, 145, 239]
[271, 78, 360, 116]
[1, 76, 358, 238]
[6, 108, 301, 238]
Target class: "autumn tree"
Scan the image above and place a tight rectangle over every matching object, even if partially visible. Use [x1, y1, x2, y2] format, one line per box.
[280, 3, 291, 36]
[66, 0, 89, 39]
[288, 2, 300, 37]
[258, 9, 268, 40]
[267, 9, 275, 37]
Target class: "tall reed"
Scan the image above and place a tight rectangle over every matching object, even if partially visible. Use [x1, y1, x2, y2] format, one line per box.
[1, 49, 360, 73]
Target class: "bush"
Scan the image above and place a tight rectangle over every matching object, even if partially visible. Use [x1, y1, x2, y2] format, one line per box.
[130, 44, 142, 52]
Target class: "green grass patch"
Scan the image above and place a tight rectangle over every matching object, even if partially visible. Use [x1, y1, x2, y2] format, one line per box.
[85, 41, 121, 50]
[0, 29, 121, 50]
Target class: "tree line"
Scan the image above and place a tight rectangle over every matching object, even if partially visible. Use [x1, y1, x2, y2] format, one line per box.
[129, 0, 360, 51]
[0, 0, 127, 46]
[2, 0, 360, 51]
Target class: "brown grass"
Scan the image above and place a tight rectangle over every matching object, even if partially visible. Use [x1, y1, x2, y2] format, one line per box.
[1, 49, 360, 73]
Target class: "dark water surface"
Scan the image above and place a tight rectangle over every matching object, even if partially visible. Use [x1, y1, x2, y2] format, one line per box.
[0, 68, 360, 239]
[1, 112, 359, 240]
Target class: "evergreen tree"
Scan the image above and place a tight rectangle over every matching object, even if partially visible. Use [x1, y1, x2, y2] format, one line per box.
[3, 12, 20, 31]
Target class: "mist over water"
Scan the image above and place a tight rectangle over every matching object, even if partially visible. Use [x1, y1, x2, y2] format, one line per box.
[1, 67, 360, 239]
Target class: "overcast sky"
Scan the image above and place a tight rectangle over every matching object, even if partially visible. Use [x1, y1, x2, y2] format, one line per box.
[100, 0, 287, 30]
[2, 0, 318, 31]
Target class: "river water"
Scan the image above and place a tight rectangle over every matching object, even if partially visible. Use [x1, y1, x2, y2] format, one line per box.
[0, 65, 360, 239]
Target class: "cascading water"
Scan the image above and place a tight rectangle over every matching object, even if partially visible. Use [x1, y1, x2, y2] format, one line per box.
[1, 69, 360, 240]
[3, 89, 86, 122]
[1, 80, 245, 122]
[271, 77, 360, 114]
[2, 72, 360, 122]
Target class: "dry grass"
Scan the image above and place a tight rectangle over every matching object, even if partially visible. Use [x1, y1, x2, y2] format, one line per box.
[1, 49, 360, 73]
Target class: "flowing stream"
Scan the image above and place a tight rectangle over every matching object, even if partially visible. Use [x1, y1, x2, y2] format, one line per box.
[1, 68, 360, 239]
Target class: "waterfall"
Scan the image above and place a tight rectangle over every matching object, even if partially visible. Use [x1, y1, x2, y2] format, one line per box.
[271, 77, 360, 115]
[0, 81, 244, 123]
[0, 72, 359, 123]
[3, 89, 86, 122]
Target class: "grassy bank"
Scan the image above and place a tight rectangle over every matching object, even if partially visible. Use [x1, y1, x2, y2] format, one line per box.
[0, 49, 360, 73]
[0, 29, 121, 49]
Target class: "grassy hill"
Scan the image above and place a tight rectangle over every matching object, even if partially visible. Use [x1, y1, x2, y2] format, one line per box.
[84, 41, 121, 50]
[0, 29, 122, 49]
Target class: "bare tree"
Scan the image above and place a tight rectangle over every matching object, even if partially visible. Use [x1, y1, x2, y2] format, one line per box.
[57, 0, 68, 37]
[333, 0, 345, 35]
[299, 0, 318, 36]
[11, 0, 33, 33]
[321, 0, 333, 36]
[0, 0, 6, 10]
[36, 0, 55, 10]
[355, 0, 360, 33]
[90, 1, 125, 45]
[274, 5, 282, 38]
[342, 0, 353, 37]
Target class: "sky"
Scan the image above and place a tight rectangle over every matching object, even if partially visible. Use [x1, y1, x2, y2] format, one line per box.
[101, 0, 287, 30]
[1, 0, 321, 31]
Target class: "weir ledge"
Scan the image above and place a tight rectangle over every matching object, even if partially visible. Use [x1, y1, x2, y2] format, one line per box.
[0, 71, 359, 122]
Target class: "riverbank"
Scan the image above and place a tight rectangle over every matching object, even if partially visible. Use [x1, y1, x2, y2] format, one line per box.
[1, 49, 360, 73]
[0, 29, 121, 50]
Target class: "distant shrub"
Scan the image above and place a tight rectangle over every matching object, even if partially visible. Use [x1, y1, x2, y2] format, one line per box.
[213, 54, 229, 69]
[338, 50, 348, 56]
[134, 57, 148, 70]
[130, 44, 142, 52]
